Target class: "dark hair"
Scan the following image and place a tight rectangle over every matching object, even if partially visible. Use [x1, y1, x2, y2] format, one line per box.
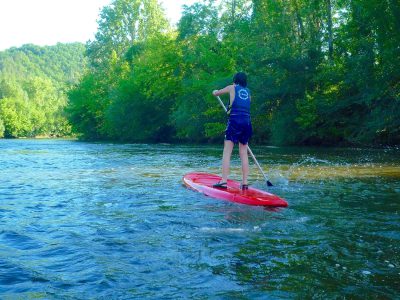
[233, 72, 247, 87]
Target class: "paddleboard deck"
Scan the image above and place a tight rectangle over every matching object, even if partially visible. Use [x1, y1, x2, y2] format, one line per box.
[183, 172, 288, 207]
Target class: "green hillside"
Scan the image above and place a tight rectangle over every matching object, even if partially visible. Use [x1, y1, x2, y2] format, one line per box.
[0, 43, 86, 138]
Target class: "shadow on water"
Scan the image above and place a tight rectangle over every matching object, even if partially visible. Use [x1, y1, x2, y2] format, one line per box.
[0, 140, 399, 298]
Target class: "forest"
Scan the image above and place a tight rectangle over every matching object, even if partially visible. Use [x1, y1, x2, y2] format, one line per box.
[2, 0, 400, 146]
[0, 43, 86, 138]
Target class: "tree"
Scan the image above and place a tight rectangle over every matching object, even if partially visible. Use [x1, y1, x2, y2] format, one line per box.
[65, 0, 399, 146]
[86, 0, 169, 68]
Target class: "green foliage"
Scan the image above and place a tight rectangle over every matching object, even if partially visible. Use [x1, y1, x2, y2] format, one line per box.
[177, 2, 219, 39]
[66, 0, 400, 146]
[87, 0, 169, 68]
[0, 43, 86, 138]
[0, 118, 4, 138]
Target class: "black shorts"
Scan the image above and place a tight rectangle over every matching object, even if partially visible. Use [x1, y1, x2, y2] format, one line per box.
[225, 118, 252, 145]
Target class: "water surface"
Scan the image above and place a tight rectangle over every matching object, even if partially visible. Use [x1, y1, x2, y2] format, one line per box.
[0, 139, 399, 299]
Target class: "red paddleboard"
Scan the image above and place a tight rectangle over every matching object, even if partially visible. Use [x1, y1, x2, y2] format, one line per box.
[183, 172, 288, 207]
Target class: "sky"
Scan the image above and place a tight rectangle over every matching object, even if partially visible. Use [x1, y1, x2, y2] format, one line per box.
[0, 0, 198, 51]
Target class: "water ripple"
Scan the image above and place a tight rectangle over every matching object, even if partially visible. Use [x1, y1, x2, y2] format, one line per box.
[0, 139, 399, 298]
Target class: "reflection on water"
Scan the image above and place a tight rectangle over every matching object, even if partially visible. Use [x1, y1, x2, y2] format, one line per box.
[0, 139, 399, 299]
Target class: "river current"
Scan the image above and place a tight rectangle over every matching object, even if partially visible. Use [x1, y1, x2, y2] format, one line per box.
[0, 139, 399, 299]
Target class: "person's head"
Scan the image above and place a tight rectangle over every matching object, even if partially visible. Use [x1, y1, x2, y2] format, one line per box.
[233, 72, 247, 87]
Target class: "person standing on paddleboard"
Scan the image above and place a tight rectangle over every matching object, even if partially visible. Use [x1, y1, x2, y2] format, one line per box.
[212, 72, 252, 190]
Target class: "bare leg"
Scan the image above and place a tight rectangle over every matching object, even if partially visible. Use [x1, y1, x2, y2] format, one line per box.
[221, 140, 234, 182]
[239, 143, 249, 185]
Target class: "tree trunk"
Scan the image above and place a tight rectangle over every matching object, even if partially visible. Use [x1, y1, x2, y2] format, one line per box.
[292, 0, 304, 40]
[327, 0, 333, 59]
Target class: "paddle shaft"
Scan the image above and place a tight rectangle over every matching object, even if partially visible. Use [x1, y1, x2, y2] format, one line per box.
[216, 95, 273, 186]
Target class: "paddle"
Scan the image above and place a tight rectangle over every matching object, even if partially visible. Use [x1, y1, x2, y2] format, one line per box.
[215, 95, 273, 187]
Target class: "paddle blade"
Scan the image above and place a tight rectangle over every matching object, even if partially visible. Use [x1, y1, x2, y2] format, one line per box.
[267, 180, 273, 187]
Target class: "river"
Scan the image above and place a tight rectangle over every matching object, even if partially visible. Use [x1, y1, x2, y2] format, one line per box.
[0, 139, 399, 299]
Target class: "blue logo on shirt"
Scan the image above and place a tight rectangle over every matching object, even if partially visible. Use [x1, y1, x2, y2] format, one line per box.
[238, 89, 249, 100]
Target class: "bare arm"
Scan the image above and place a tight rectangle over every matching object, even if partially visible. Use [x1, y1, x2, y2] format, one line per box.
[212, 85, 235, 105]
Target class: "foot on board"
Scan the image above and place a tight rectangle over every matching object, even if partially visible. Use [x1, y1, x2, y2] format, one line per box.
[240, 184, 249, 190]
[213, 181, 227, 189]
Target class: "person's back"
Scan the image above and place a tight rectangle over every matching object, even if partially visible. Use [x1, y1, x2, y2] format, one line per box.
[229, 85, 251, 123]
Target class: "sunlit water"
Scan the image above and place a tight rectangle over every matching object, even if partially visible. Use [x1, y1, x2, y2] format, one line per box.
[0, 139, 399, 299]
